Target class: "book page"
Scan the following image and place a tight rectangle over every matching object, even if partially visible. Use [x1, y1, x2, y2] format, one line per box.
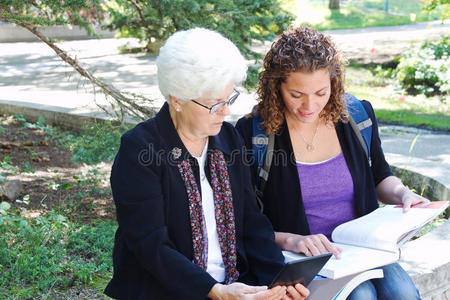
[319, 243, 398, 279]
[331, 202, 448, 252]
[283, 246, 398, 279]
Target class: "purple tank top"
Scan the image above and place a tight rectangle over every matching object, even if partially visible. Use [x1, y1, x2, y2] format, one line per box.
[296, 153, 356, 240]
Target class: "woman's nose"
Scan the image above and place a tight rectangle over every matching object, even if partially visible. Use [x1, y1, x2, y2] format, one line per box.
[302, 96, 313, 110]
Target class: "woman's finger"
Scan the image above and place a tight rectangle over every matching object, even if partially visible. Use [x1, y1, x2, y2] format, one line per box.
[294, 283, 310, 298]
[303, 238, 321, 256]
[318, 234, 341, 259]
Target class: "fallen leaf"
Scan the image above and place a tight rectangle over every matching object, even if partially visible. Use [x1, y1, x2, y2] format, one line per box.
[32, 157, 42, 163]
[82, 197, 94, 205]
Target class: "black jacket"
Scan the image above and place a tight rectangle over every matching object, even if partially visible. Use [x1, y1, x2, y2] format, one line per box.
[235, 100, 393, 235]
[105, 102, 284, 300]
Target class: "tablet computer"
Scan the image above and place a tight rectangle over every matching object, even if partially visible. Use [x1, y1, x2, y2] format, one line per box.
[269, 252, 332, 288]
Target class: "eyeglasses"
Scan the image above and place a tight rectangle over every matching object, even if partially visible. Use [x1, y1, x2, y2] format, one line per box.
[191, 89, 240, 114]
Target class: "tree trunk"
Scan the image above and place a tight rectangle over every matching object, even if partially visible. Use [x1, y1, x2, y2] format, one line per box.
[329, 0, 340, 10]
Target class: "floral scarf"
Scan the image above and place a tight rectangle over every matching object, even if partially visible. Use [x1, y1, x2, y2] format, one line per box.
[177, 149, 239, 284]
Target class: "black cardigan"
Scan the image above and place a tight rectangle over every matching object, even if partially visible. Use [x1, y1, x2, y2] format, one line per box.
[105, 102, 284, 300]
[235, 100, 393, 235]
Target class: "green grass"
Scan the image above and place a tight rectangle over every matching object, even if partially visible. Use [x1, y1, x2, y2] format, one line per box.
[55, 121, 132, 165]
[284, 0, 445, 30]
[345, 65, 449, 131]
[0, 205, 117, 298]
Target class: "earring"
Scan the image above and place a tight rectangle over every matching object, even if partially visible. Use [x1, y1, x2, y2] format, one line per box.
[176, 107, 181, 112]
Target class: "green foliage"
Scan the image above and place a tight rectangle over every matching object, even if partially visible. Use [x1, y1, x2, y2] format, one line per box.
[56, 122, 131, 165]
[423, 0, 450, 20]
[103, 0, 294, 59]
[14, 114, 52, 134]
[0, 206, 116, 298]
[346, 64, 449, 131]
[243, 66, 261, 91]
[0, 0, 104, 35]
[393, 36, 449, 96]
[0, 156, 18, 183]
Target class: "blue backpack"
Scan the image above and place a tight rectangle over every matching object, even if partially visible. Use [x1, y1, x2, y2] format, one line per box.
[252, 93, 373, 211]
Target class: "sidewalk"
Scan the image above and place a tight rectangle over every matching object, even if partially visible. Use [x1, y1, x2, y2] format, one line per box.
[0, 22, 449, 191]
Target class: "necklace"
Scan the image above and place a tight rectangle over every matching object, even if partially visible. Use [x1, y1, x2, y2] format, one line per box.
[177, 129, 207, 156]
[298, 122, 320, 152]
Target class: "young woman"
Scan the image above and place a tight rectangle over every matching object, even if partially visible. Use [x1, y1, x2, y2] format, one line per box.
[236, 26, 427, 300]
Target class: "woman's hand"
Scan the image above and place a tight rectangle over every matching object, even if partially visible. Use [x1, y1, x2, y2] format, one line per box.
[283, 283, 310, 300]
[276, 232, 341, 259]
[376, 176, 430, 212]
[400, 188, 430, 212]
[208, 282, 287, 300]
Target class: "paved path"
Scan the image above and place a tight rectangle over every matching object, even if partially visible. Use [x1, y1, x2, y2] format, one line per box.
[0, 21, 449, 190]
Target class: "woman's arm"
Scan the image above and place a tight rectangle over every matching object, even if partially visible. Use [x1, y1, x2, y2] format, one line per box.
[362, 101, 429, 211]
[376, 175, 430, 211]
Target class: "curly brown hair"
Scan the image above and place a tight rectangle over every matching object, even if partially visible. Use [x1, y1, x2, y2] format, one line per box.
[255, 26, 347, 134]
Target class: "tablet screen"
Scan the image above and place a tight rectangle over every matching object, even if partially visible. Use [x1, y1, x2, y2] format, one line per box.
[269, 252, 332, 288]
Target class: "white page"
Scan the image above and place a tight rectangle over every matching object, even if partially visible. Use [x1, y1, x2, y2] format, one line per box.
[331, 205, 444, 252]
[319, 243, 398, 279]
[283, 247, 398, 279]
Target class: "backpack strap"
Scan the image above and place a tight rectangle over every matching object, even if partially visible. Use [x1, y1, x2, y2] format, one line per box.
[251, 108, 274, 212]
[344, 93, 373, 167]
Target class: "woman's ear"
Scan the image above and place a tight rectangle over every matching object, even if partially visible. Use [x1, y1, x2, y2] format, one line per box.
[169, 96, 182, 112]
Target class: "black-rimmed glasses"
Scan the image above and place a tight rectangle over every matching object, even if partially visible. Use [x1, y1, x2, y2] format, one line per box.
[192, 89, 240, 114]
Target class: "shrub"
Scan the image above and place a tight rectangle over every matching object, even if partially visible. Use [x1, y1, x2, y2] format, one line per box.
[394, 36, 449, 96]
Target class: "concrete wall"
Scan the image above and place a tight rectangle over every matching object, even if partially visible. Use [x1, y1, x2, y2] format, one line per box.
[0, 24, 115, 43]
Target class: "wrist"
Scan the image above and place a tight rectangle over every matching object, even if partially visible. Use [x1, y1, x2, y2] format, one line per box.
[399, 186, 413, 204]
[208, 283, 225, 300]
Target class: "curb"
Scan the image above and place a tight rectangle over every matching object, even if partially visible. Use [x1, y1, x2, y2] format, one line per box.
[0, 100, 137, 130]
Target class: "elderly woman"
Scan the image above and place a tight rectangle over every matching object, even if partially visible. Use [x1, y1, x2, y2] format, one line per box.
[104, 28, 309, 300]
[236, 26, 428, 299]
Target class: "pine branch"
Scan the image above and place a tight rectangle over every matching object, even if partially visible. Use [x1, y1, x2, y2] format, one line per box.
[128, 0, 147, 28]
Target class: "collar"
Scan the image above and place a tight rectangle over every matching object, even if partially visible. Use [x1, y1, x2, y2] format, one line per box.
[155, 102, 232, 163]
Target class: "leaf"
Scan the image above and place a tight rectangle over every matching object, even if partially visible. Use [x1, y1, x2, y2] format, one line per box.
[409, 133, 420, 153]
[37, 116, 46, 126]
[0, 201, 11, 211]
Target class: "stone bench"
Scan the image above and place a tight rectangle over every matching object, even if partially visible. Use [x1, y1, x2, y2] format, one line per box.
[400, 218, 450, 299]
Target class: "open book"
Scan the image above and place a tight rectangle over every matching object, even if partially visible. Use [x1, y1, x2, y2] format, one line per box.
[284, 201, 448, 279]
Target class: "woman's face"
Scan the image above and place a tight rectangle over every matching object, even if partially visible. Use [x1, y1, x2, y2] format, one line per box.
[280, 69, 331, 124]
[178, 83, 234, 137]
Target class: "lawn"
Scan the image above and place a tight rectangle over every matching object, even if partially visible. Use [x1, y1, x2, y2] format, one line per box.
[283, 0, 446, 30]
[345, 64, 449, 131]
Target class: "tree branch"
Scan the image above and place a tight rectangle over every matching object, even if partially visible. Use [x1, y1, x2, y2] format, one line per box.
[128, 0, 147, 28]
[1, 12, 155, 121]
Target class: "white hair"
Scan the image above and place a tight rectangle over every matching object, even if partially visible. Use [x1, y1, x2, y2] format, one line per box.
[156, 28, 247, 103]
